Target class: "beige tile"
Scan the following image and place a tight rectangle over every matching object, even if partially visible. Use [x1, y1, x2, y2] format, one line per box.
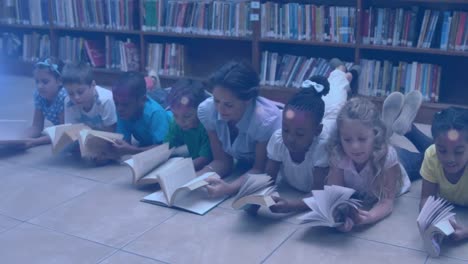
[0, 165, 98, 220]
[100, 251, 164, 264]
[404, 180, 423, 199]
[0, 214, 21, 233]
[0, 145, 133, 183]
[30, 183, 176, 248]
[427, 257, 468, 264]
[0, 223, 113, 264]
[264, 227, 427, 264]
[124, 208, 297, 264]
[351, 196, 424, 251]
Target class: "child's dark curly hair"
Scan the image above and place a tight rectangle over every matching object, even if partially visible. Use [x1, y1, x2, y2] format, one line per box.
[167, 78, 208, 108]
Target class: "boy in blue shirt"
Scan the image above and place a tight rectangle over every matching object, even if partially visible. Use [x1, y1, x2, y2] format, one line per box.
[112, 72, 172, 155]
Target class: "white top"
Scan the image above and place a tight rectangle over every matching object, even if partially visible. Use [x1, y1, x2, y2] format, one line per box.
[336, 145, 411, 197]
[64, 86, 117, 130]
[267, 129, 329, 192]
[198, 96, 282, 162]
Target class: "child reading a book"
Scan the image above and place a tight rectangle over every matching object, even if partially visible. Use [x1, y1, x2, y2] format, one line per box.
[264, 76, 331, 213]
[112, 72, 173, 155]
[197, 61, 282, 196]
[62, 62, 117, 132]
[21, 57, 67, 149]
[420, 107, 468, 241]
[327, 97, 412, 232]
[164, 78, 212, 171]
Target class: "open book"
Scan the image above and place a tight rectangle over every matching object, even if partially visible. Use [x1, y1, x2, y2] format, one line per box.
[0, 120, 30, 147]
[231, 174, 278, 210]
[417, 196, 455, 257]
[298, 185, 361, 227]
[78, 129, 123, 159]
[141, 158, 227, 215]
[44, 123, 90, 154]
[123, 143, 192, 185]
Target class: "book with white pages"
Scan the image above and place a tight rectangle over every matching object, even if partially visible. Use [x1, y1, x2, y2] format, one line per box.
[231, 174, 278, 210]
[417, 196, 456, 257]
[78, 129, 123, 159]
[123, 143, 188, 185]
[298, 185, 361, 227]
[0, 119, 30, 147]
[141, 158, 227, 215]
[44, 123, 90, 154]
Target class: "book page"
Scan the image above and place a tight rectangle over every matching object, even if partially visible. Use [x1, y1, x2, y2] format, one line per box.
[80, 130, 123, 159]
[141, 188, 228, 215]
[157, 158, 197, 205]
[180, 172, 219, 191]
[0, 120, 29, 142]
[233, 174, 273, 203]
[125, 144, 172, 183]
[140, 157, 184, 182]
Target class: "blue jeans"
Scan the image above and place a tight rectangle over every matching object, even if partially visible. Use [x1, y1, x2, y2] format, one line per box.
[395, 125, 432, 181]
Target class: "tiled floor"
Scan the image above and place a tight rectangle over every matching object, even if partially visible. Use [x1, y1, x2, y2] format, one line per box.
[0, 74, 467, 264]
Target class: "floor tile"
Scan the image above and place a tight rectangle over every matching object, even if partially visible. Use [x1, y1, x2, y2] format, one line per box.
[30, 183, 176, 248]
[0, 165, 98, 221]
[404, 180, 423, 199]
[0, 145, 132, 184]
[0, 214, 22, 233]
[0, 223, 113, 264]
[264, 227, 427, 264]
[351, 196, 424, 251]
[426, 257, 468, 264]
[99, 251, 165, 264]
[124, 208, 297, 264]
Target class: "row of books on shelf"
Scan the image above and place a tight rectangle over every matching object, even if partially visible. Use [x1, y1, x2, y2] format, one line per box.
[358, 59, 441, 102]
[147, 43, 185, 77]
[57, 36, 140, 72]
[261, 2, 356, 43]
[1, 32, 50, 61]
[260, 51, 353, 88]
[362, 7, 468, 51]
[142, 0, 252, 37]
[52, 0, 137, 30]
[1, 0, 49, 26]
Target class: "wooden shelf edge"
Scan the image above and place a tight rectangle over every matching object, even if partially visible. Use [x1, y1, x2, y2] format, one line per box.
[259, 38, 357, 48]
[142, 31, 253, 41]
[53, 26, 140, 35]
[0, 23, 50, 30]
[359, 44, 468, 57]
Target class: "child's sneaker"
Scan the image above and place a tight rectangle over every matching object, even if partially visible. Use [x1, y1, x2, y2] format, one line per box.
[392, 90, 423, 136]
[382, 92, 405, 138]
[329, 58, 345, 69]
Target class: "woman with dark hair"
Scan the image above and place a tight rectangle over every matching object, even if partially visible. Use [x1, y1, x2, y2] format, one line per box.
[197, 61, 282, 197]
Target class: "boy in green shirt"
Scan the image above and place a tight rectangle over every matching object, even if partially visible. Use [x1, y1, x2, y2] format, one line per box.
[165, 79, 212, 171]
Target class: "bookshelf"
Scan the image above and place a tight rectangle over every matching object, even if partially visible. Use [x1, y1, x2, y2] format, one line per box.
[1, 0, 467, 124]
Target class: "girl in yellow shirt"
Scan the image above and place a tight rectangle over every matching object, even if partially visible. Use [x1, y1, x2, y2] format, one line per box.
[420, 107, 468, 241]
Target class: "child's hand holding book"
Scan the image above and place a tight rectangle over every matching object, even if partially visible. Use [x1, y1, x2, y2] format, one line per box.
[449, 218, 468, 241]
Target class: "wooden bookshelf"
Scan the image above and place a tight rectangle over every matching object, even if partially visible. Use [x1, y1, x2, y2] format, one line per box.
[1, 0, 467, 124]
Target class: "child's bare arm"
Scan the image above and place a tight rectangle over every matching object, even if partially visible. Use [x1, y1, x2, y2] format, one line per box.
[193, 156, 211, 171]
[358, 164, 399, 225]
[265, 158, 280, 181]
[420, 179, 438, 211]
[26, 109, 45, 138]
